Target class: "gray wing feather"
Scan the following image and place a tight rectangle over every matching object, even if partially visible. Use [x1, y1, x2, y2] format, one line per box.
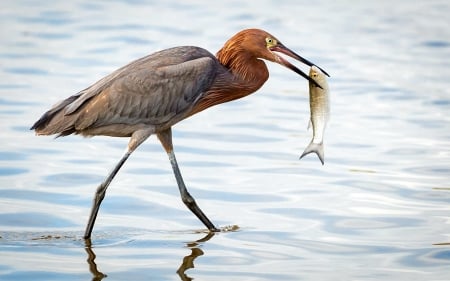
[74, 55, 218, 130]
[31, 46, 219, 136]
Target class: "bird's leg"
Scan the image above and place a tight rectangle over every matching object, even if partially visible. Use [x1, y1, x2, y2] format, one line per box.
[84, 129, 153, 239]
[157, 128, 220, 232]
[168, 150, 219, 232]
[83, 150, 130, 239]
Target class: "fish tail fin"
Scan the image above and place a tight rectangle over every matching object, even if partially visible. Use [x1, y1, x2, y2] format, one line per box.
[300, 142, 324, 165]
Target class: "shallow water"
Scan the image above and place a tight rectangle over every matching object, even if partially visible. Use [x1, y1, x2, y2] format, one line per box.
[1, 0, 449, 280]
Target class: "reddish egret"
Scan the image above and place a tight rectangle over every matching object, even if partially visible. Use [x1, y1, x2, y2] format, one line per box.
[31, 28, 329, 239]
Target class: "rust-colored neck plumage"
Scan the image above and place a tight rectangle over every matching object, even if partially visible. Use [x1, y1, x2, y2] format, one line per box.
[189, 30, 270, 115]
[216, 33, 269, 83]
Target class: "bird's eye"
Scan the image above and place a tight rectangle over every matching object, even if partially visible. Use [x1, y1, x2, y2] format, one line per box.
[266, 37, 277, 46]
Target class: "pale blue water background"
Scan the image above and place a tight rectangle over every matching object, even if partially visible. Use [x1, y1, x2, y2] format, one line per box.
[1, 0, 449, 280]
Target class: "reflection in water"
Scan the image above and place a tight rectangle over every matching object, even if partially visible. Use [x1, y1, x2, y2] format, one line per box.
[177, 232, 215, 281]
[84, 239, 107, 281]
[83, 232, 215, 281]
[177, 248, 204, 281]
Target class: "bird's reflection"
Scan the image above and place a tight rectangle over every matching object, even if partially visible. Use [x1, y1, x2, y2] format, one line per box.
[177, 232, 215, 281]
[84, 238, 107, 281]
[83, 231, 215, 281]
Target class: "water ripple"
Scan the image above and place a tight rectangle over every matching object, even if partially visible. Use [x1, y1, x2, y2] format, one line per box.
[1, 1, 449, 280]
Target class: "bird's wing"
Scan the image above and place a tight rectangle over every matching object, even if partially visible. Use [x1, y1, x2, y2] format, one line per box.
[74, 55, 218, 131]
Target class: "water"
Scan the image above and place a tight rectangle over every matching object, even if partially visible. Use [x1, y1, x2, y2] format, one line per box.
[1, 0, 449, 280]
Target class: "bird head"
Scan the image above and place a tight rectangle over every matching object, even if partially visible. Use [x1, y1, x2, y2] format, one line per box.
[226, 29, 329, 88]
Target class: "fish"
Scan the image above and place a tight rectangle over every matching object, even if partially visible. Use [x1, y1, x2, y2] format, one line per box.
[300, 65, 330, 165]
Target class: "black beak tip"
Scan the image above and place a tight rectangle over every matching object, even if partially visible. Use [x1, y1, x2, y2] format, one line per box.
[314, 64, 330, 77]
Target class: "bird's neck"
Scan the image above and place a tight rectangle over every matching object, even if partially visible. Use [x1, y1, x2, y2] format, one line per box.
[216, 46, 269, 86]
[186, 46, 269, 117]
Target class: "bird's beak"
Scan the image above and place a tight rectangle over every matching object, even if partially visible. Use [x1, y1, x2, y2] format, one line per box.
[270, 44, 329, 88]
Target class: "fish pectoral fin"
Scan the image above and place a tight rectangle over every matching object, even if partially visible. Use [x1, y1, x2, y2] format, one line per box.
[299, 142, 324, 165]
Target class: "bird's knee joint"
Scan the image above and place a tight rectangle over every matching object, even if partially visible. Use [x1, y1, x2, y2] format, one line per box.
[94, 184, 107, 202]
[128, 129, 153, 152]
[182, 196, 196, 207]
[94, 192, 105, 203]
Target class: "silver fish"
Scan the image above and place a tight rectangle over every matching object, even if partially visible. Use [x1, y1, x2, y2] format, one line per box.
[300, 65, 330, 165]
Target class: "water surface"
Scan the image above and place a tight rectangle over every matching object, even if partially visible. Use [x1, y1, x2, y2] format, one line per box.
[1, 1, 449, 280]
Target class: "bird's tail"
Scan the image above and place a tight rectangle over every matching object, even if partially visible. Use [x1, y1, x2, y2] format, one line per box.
[299, 141, 324, 165]
[30, 94, 80, 137]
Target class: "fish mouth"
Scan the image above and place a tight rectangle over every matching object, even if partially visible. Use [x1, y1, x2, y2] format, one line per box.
[270, 44, 329, 88]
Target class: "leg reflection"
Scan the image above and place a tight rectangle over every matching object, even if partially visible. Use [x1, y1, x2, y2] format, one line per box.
[83, 231, 217, 281]
[177, 232, 215, 281]
[84, 238, 107, 281]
